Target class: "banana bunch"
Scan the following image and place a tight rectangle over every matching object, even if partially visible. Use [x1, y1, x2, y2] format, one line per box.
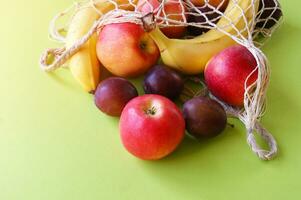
[66, 0, 136, 92]
[66, 0, 258, 91]
[149, 0, 260, 74]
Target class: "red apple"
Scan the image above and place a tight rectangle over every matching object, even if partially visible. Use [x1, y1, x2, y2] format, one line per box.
[119, 94, 185, 160]
[204, 45, 258, 107]
[190, 0, 229, 11]
[96, 22, 160, 77]
[137, 0, 187, 38]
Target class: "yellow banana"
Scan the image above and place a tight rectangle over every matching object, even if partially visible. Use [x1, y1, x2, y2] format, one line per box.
[66, 0, 136, 92]
[149, 0, 260, 74]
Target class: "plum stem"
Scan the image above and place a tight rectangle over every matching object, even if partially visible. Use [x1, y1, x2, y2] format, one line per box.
[227, 122, 235, 128]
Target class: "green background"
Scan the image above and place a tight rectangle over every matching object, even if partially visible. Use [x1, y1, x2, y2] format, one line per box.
[0, 0, 300, 199]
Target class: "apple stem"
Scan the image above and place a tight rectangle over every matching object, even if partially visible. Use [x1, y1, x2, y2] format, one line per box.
[139, 41, 147, 50]
[145, 106, 157, 115]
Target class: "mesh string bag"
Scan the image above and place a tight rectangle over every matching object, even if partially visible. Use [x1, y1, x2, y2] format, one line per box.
[40, 0, 283, 160]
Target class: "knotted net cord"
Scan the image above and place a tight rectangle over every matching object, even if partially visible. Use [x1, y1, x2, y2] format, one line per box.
[40, 0, 283, 160]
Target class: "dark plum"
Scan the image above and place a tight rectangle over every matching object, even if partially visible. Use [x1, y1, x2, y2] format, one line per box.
[183, 96, 227, 138]
[143, 65, 184, 100]
[256, 0, 282, 29]
[187, 6, 222, 36]
[94, 77, 138, 117]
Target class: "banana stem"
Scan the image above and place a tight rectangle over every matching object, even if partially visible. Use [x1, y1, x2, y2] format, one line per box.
[148, 27, 169, 51]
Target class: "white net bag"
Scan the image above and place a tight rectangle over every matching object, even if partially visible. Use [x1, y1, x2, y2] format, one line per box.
[40, 0, 283, 160]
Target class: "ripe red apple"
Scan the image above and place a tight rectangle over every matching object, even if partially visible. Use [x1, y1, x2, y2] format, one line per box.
[137, 0, 187, 38]
[190, 0, 229, 11]
[96, 22, 160, 77]
[204, 45, 258, 107]
[119, 94, 185, 160]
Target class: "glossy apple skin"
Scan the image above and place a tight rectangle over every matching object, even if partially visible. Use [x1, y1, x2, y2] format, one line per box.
[205, 45, 258, 107]
[119, 94, 185, 160]
[190, 0, 229, 11]
[137, 0, 187, 38]
[96, 22, 160, 77]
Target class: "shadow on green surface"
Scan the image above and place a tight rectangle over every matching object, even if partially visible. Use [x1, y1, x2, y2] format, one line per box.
[263, 85, 301, 161]
[45, 68, 80, 92]
[137, 119, 243, 166]
[262, 21, 301, 160]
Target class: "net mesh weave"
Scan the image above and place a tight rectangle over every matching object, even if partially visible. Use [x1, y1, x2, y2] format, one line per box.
[40, 0, 283, 160]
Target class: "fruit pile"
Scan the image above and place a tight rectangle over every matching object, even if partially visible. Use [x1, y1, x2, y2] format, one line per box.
[94, 45, 258, 160]
[40, 0, 283, 160]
